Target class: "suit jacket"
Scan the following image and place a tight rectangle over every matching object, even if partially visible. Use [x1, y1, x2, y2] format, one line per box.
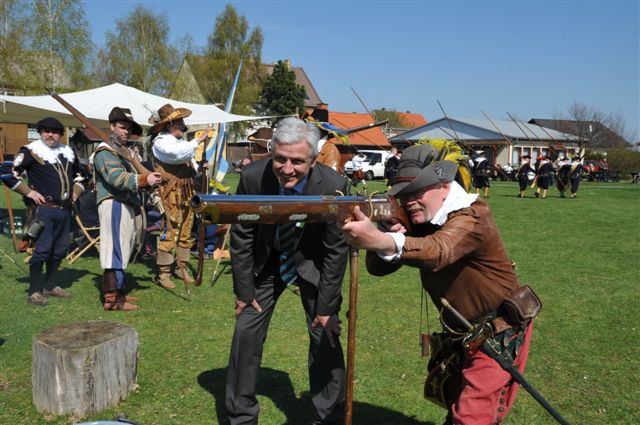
[230, 158, 349, 316]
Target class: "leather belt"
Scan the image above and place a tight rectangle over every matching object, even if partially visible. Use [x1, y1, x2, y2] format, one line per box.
[43, 201, 70, 209]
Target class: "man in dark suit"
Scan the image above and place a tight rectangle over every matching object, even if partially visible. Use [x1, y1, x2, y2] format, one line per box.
[225, 117, 349, 425]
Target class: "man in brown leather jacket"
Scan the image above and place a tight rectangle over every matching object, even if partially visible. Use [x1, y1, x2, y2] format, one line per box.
[341, 144, 536, 425]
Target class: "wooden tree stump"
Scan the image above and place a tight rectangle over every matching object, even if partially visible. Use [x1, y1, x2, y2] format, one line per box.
[32, 320, 138, 416]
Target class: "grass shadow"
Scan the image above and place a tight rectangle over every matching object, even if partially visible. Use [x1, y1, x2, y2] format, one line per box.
[197, 367, 436, 425]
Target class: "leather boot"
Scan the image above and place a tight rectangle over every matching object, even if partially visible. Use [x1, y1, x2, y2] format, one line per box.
[176, 246, 195, 284]
[124, 293, 140, 302]
[103, 291, 139, 311]
[155, 265, 176, 289]
[102, 270, 139, 311]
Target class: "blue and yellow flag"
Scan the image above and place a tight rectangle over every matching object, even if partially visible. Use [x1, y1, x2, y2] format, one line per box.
[206, 59, 244, 188]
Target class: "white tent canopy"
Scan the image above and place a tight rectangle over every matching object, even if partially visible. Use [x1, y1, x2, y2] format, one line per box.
[0, 83, 264, 129]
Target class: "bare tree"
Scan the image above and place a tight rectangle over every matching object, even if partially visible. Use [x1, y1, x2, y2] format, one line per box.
[554, 101, 630, 150]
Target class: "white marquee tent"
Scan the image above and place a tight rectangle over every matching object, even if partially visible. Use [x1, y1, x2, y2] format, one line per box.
[0, 83, 264, 129]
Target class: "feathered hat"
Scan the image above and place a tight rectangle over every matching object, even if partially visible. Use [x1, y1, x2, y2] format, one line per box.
[148, 104, 192, 134]
[388, 138, 472, 196]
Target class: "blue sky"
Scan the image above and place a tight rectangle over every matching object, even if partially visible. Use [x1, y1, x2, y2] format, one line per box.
[83, 0, 640, 139]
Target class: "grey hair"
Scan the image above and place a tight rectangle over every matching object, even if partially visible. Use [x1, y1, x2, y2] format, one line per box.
[272, 117, 320, 158]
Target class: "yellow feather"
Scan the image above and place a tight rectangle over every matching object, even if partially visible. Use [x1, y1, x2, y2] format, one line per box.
[414, 138, 471, 192]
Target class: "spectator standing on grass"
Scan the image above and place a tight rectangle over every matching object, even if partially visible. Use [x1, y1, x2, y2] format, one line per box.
[385, 146, 401, 187]
[341, 143, 539, 424]
[599, 157, 609, 182]
[4, 117, 83, 306]
[225, 117, 348, 425]
[351, 150, 366, 189]
[502, 162, 514, 180]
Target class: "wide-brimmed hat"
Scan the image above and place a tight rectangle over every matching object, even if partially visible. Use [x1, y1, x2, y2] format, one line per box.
[108, 107, 142, 136]
[36, 117, 64, 134]
[388, 144, 458, 197]
[148, 103, 192, 134]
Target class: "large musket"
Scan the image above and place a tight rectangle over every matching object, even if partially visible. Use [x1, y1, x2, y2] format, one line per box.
[341, 119, 388, 136]
[46, 88, 152, 176]
[194, 134, 211, 287]
[191, 193, 409, 228]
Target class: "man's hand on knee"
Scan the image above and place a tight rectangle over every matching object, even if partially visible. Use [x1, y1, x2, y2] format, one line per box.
[311, 315, 342, 348]
[235, 298, 262, 318]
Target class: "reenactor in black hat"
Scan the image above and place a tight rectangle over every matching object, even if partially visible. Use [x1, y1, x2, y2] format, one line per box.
[534, 155, 553, 199]
[516, 155, 534, 198]
[471, 150, 491, 198]
[91, 107, 162, 311]
[4, 117, 83, 306]
[569, 157, 586, 198]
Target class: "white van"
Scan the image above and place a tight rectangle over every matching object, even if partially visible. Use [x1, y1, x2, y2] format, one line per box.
[344, 150, 391, 180]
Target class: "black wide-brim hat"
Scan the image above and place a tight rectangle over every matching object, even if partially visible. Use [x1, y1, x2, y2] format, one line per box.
[388, 144, 458, 197]
[108, 107, 142, 136]
[36, 117, 65, 134]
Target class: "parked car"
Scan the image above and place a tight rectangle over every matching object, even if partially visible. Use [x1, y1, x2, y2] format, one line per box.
[583, 160, 601, 181]
[344, 150, 391, 180]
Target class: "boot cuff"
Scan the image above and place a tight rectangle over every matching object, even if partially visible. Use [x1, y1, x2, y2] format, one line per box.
[102, 270, 118, 292]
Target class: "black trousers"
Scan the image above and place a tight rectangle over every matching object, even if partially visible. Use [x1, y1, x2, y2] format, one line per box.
[30, 206, 70, 264]
[225, 274, 345, 425]
[28, 206, 70, 295]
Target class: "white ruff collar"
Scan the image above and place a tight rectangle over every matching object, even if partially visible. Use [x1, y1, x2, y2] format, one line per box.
[27, 139, 74, 164]
[430, 181, 479, 226]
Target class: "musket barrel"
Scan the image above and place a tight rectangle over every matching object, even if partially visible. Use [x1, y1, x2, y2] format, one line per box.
[191, 194, 404, 225]
[343, 119, 389, 135]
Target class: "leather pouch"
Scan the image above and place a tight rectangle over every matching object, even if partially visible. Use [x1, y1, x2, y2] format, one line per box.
[26, 218, 45, 239]
[504, 285, 542, 325]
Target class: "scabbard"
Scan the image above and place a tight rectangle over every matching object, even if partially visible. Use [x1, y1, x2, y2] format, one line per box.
[481, 338, 570, 425]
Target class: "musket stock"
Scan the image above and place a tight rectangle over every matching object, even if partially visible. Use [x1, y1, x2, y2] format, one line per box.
[191, 194, 410, 229]
[46, 88, 152, 176]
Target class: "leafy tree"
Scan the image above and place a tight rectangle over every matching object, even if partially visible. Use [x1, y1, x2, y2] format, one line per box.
[94, 5, 179, 95]
[26, 0, 93, 90]
[602, 148, 640, 177]
[0, 0, 29, 92]
[258, 60, 305, 116]
[1, 0, 90, 93]
[372, 108, 410, 128]
[191, 4, 264, 118]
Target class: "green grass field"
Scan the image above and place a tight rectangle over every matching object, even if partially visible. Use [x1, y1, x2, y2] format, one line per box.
[1, 177, 638, 424]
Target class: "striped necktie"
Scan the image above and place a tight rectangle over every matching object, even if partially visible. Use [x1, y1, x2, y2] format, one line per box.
[279, 189, 297, 286]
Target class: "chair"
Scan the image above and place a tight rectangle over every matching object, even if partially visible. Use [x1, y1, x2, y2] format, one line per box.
[67, 190, 100, 264]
